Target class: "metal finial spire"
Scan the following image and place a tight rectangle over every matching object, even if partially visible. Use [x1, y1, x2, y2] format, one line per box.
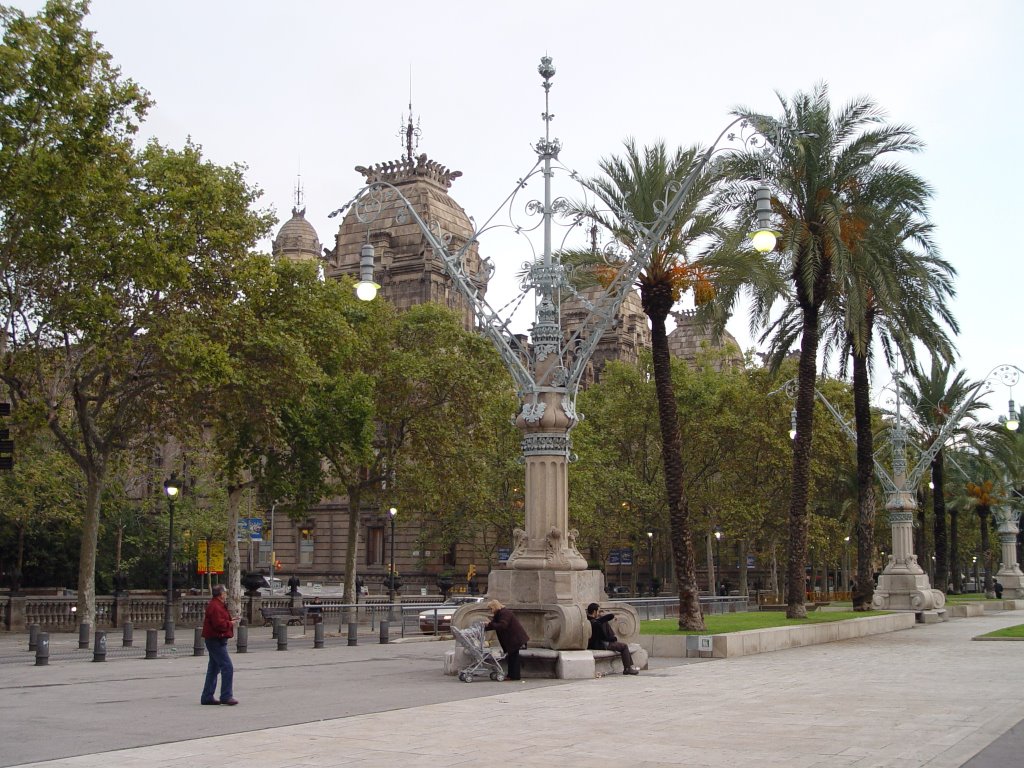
[398, 67, 422, 162]
[293, 172, 304, 213]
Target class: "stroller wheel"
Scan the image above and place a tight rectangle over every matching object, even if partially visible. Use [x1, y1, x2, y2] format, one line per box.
[492, 671, 505, 682]
[459, 672, 472, 683]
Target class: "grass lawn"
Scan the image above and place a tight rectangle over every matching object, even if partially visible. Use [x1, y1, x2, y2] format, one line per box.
[945, 594, 997, 603]
[978, 624, 1024, 639]
[640, 610, 888, 636]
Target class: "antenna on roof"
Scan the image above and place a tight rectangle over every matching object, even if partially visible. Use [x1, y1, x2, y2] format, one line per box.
[398, 65, 421, 162]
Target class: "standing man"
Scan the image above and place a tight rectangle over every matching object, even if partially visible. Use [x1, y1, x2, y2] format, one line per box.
[587, 603, 639, 675]
[484, 599, 529, 681]
[201, 584, 239, 705]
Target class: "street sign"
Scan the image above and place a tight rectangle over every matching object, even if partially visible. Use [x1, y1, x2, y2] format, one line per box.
[197, 540, 225, 574]
[236, 517, 263, 542]
[497, 547, 511, 562]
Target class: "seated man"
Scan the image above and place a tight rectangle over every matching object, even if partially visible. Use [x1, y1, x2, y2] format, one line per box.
[587, 602, 639, 675]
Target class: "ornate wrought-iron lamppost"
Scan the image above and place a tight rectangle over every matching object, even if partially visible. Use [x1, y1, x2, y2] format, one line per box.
[333, 56, 774, 651]
[163, 474, 181, 632]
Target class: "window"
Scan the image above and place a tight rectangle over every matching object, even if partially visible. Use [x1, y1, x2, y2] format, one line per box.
[366, 526, 384, 566]
[299, 527, 315, 565]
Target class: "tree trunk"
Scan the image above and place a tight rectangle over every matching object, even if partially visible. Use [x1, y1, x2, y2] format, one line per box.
[931, 455, 948, 591]
[851, 351, 876, 610]
[644, 287, 703, 631]
[343, 482, 362, 623]
[705, 531, 715, 595]
[226, 485, 247, 618]
[786, 301, 822, 619]
[76, 471, 105, 627]
[979, 506, 994, 597]
[949, 505, 962, 593]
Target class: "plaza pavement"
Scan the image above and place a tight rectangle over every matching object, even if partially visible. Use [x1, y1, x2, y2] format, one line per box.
[1, 610, 1022, 768]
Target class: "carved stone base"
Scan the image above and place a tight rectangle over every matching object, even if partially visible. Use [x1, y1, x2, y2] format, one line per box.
[872, 571, 946, 611]
[452, 568, 639, 650]
[993, 570, 1024, 599]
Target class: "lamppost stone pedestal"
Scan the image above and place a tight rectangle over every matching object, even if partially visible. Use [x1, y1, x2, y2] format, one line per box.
[994, 508, 1024, 599]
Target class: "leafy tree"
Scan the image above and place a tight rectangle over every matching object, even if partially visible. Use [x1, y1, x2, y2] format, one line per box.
[0, 426, 82, 585]
[717, 84, 927, 617]
[1, 3, 269, 623]
[165, 258, 373, 612]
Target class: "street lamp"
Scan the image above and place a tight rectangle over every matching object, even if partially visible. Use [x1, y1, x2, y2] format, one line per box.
[788, 408, 797, 441]
[163, 473, 181, 632]
[714, 529, 723, 595]
[646, 531, 654, 594]
[387, 506, 398, 607]
[353, 242, 380, 301]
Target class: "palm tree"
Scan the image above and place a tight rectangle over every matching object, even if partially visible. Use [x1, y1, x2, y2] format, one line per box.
[716, 83, 927, 617]
[900, 362, 978, 595]
[574, 139, 725, 630]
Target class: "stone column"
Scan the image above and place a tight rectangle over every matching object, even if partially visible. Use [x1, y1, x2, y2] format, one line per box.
[474, 296, 633, 650]
[994, 508, 1024, 598]
[5, 595, 27, 632]
[873, 468, 944, 611]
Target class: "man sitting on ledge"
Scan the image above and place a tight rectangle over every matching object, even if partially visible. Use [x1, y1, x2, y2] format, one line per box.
[587, 602, 639, 675]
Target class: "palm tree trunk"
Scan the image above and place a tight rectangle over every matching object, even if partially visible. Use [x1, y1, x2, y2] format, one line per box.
[931, 455, 948, 591]
[786, 303, 821, 619]
[647, 300, 703, 631]
[949, 505, 962, 593]
[851, 351, 876, 611]
[979, 506, 993, 596]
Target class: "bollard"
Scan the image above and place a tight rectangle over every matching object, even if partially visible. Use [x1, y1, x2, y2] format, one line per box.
[93, 630, 107, 662]
[314, 621, 324, 649]
[35, 632, 49, 666]
[28, 623, 40, 652]
[236, 624, 248, 654]
[78, 622, 91, 650]
[164, 621, 175, 645]
[122, 621, 133, 647]
[379, 619, 389, 644]
[193, 627, 204, 657]
[347, 622, 358, 647]
[277, 623, 288, 651]
[145, 628, 158, 659]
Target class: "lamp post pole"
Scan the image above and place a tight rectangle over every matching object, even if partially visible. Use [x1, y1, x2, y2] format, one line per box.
[163, 474, 181, 632]
[647, 531, 654, 595]
[388, 507, 398, 613]
[714, 529, 722, 595]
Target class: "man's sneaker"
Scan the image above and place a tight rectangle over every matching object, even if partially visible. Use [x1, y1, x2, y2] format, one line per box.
[220, 698, 239, 705]
[623, 666, 640, 675]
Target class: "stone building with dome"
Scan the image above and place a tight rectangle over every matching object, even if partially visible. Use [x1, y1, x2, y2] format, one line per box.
[271, 205, 322, 265]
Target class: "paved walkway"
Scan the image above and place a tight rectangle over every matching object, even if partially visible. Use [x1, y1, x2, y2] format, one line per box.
[2, 611, 1022, 768]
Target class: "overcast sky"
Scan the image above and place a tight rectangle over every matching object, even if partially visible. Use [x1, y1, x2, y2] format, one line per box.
[13, 0, 1024, 418]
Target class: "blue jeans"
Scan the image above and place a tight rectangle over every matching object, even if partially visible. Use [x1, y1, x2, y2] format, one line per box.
[202, 638, 233, 702]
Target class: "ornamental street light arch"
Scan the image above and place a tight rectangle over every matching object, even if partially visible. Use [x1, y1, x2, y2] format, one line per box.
[329, 57, 768, 651]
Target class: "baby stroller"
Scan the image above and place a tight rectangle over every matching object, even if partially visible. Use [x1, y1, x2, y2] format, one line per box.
[452, 623, 506, 682]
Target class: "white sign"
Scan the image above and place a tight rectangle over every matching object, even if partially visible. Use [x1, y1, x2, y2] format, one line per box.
[698, 636, 713, 652]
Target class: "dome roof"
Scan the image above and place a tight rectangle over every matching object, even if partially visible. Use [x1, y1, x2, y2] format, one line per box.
[272, 207, 322, 263]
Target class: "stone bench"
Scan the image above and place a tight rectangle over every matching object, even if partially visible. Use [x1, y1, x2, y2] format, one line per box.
[445, 643, 649, 680]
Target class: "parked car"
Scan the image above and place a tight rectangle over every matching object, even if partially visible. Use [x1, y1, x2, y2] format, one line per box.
[258, 577, 284, 596]
[419, 596, 484, 634]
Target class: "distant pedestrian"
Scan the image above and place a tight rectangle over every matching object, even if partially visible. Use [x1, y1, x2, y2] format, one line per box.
[587, 603, 639, 675]
[484, 599, 529, 681]
[201, 584, 239, 705]
[994, 581, 1004, 599]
